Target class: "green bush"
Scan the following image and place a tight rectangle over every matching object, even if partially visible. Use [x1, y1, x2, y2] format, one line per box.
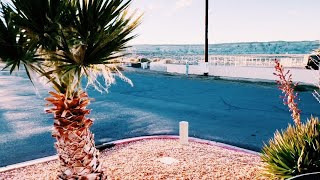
[261, 117, 320, 179]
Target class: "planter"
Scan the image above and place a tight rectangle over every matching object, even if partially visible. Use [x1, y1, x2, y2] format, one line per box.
[287, 172, 320, 180]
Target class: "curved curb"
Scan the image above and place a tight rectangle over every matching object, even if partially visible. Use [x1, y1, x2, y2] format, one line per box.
[97, 135, 260, 156]
[0, 135, 260, 172]
[0, 155, 58, 173]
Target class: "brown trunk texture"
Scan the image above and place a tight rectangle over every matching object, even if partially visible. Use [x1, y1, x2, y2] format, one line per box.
[46, 91, 103, 180]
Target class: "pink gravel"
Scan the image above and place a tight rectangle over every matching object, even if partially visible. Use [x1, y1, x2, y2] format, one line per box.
[0, 139, 266, 179]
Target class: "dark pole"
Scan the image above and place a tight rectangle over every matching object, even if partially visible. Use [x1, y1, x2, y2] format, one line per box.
[204, 0, 209, 75]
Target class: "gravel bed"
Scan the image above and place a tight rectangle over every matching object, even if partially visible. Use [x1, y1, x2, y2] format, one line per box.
[0, 139, 265, 179]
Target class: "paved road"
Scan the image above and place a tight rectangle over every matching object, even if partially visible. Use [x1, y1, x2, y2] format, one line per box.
[0, 69, 319, 166]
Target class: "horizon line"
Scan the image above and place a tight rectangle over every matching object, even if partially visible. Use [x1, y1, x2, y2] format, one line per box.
[130, 40, 320, 46]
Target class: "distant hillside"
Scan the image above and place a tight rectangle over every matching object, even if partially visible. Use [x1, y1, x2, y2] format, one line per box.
[128, 41, 319, 58]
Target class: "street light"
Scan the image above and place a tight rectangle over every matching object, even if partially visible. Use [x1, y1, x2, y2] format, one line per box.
[204, 0, 209, 76]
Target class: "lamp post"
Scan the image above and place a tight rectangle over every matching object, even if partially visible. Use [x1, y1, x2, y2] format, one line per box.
[204, 0, 209, 76]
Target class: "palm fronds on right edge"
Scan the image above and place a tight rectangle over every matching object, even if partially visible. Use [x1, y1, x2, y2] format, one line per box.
[311, 49, 320, 103]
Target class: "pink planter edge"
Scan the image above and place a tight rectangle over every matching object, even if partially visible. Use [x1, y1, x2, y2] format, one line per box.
[98, 135, 259, 155]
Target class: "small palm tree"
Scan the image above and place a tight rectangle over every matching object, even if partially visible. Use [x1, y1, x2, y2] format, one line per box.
[0, 0, 141, 179]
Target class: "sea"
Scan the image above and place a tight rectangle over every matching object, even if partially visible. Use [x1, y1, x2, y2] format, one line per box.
[127, 41, 320, 59]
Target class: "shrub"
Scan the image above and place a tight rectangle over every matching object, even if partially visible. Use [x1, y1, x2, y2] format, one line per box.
[261, 116, 320, 179]
[261, 60, 320, 179]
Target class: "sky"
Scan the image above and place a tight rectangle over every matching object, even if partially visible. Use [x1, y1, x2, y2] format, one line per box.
[129, 0, 320, 44]
[1, 0, 319, 44]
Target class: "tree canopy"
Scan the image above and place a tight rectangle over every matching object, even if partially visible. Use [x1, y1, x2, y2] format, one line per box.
[0, 0, 141, 95]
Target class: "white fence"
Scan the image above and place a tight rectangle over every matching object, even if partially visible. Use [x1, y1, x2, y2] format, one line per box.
[207, 54, 308, 68]
[147, 54, 319, 85]
[146, 54, 308, 68]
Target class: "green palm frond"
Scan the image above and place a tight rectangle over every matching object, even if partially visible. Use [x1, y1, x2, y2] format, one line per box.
[1, 0, 142, 95]
[10, 0, 73, 50]
[0, 2, 39, 82]
[47, 0, 142, 94]
[62, 0, 142, 64]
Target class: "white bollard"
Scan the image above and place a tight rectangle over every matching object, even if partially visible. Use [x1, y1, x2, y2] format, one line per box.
[179, 121, 189, 145]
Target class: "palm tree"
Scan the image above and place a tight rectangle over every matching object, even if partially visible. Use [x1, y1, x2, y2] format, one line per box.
[0, 0, 141, 179]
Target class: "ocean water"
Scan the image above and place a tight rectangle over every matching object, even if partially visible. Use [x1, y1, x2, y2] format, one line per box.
[128, 41, 319, 59]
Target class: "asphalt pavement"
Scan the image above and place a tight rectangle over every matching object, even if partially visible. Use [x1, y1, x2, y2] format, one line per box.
[0, 68, 319, 167]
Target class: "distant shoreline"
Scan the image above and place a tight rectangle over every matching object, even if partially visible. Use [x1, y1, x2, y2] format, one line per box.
[130, 40, 319, 46]
[127, 41, 319, 56]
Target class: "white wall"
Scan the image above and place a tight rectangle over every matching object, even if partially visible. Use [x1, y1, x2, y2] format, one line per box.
[167, 64, 204, 75]
[209, 66, 318, 85]
[150, 62, 167, 72]
[151, 62, 318, 86]
[167, 64, 185, 74]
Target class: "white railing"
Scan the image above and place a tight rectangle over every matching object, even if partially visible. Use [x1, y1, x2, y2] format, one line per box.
[208, 54, 308, 68]
[125, 54, 309, 68]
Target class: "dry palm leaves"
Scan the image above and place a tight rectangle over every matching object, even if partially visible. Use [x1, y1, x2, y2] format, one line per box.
[46, 91, 103, 180]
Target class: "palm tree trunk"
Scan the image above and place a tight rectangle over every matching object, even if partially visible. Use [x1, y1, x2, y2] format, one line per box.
[46, 91, 103, 179]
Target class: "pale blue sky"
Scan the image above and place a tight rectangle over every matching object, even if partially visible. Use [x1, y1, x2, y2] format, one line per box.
[2, 0, 319, 44]
[130, 0, 320, 44]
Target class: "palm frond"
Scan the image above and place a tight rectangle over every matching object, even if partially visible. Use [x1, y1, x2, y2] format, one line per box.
[0, 2, 39, 82]
[311, 51, 320, 103]
[10, 0, 71, 50]
[1, 0, 142, 95]
[47, 0, 142, 94]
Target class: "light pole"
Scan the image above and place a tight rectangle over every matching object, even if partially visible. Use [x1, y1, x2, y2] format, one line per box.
[204, 0, 209, 76]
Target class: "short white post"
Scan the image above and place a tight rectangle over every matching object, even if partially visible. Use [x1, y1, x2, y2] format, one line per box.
[179, 121, 189, 145]
[186, 61, 189, 76]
